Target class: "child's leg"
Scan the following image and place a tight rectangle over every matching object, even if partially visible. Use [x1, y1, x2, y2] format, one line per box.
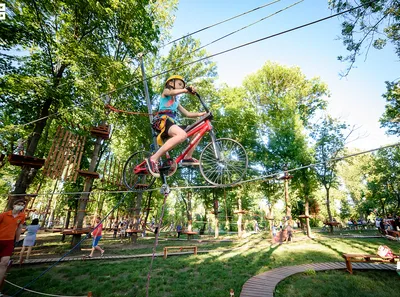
[26, 247, 32, 260]
[151, 125, 187, 161]
[184, 133, 199, 160]
[19, 246, 26, 263]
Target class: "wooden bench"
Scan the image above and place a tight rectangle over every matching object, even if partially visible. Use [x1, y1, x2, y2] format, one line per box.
[342, 253, 399, 274]
[182, 231, 198, 240]
[163, 246, 198, 259]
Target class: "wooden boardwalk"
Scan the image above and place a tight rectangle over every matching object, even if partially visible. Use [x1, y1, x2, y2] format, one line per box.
[240, 262, 397, 297]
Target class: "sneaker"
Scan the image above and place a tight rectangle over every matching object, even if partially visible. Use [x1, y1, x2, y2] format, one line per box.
[181, 158, 200, 166]
[146, 158, 160, 177]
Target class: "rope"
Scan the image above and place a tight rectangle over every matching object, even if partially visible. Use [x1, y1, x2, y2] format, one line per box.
[145, 184, 170, 297]
[4, 142, 399, 199]
[3, 0, 374, 131]
[9, 192, 130, 296]
[5, 280, 88, 297]
[163, 0, 282, 47]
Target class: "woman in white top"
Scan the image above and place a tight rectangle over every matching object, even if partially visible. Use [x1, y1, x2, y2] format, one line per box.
[19, 218, 40, 263]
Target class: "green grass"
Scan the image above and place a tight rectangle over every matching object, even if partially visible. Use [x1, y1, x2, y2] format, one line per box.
[275, 270, 400, 297]
[4, 231, 399, 297]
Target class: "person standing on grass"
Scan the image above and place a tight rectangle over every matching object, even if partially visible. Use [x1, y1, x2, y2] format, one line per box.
[88, 217, 104, 258]
[0, 199, 26, 294]
[176, 223, 182, 238]
[19, 218, 40, 264]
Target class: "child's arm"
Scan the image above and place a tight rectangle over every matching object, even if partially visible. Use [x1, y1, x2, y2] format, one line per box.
[162, 87, 190, 97]
[178, 105, 206, 118]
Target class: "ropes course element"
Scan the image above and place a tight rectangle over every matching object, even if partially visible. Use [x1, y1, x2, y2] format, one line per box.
[163, 0, 282, 47]
[43, 126, 86, 182]
[145, 171, 171, 297]
[5, 280, 91, 297]
[4, 142, 398, 198]
[4, 1, 373, 131]
[194, 0, 304, 53]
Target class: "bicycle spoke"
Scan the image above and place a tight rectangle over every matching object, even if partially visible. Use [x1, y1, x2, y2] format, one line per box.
[199, 138, 248, 186]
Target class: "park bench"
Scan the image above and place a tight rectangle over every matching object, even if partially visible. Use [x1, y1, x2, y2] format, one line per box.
[182, 231, 198, 240]
[342, 253, 399, 274]
[163, 246, 198, 259]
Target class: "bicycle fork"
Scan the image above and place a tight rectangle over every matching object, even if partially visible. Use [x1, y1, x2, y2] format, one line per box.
[209, 130, 222, 160]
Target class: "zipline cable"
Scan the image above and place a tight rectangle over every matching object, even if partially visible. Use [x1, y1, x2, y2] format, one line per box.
[162, 0, 282, 47]
[4, 141, 400, 198]
[3, 1, 372, 130]
[192, 0, 304, 53]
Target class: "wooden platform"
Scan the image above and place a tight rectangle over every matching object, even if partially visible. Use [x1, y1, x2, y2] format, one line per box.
[342, 253, 399, 274]
[182, 231, 198, 240]
[8, 154, 45, 169]
[77, 170, 100, 179]
[240, 262, 397, 297]
[61, 228, 92, 235]
[90, 124, 111, 140]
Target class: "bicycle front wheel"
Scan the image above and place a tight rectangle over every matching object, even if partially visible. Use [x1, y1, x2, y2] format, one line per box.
[199, 138, 248, 186]
[123, 151, 156, 191]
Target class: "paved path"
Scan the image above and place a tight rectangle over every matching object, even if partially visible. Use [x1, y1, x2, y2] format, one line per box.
[240, 262, 397, 297]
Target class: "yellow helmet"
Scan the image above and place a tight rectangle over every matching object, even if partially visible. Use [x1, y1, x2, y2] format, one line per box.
[165, 75, 186, 87]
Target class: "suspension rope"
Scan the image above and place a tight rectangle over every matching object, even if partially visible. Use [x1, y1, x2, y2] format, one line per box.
[194, 0, 303, 53]
[163, 0, 282, 47]
[3, 0, 373, 131]
[5, 280, 88, 297]
[4, 141, 400, 199]
[145, 181, 170, 297]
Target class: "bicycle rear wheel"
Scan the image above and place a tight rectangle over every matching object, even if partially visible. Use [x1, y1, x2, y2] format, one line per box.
[199, 138, 248, 186]
[123, 151, 156, 191]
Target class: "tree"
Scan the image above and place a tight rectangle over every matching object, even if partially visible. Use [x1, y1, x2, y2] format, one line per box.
[329, 0, 400, 76]
[0, 0, 176, 206]
[243, 62, 328, 216]
[312, 116, 350, 229]
[380, 80, 400, 135]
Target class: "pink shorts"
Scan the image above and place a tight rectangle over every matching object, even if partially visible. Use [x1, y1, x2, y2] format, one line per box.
[0, 240, 15, 258]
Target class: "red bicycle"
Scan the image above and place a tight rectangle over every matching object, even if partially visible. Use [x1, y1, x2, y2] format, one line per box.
[123, 93, 248, 191]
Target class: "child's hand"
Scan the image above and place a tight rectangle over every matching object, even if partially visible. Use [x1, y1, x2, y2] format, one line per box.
[198, 112, 207, 117]
[186, 86, 196, 94]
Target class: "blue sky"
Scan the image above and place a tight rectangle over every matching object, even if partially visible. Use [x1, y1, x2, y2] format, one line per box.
[167, 0, 399, 150]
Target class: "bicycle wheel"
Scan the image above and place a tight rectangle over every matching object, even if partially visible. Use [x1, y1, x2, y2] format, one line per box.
[199, 138, 248, 186]
[123, 151, 156, 191]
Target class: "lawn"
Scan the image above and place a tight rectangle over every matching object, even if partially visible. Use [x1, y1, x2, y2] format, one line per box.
[3, 229, 399, 297]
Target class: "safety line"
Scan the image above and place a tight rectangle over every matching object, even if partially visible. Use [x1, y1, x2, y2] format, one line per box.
[195, 0, 304, 53]
[3, 1, 372, 130]
[163, 0, 282, 47]
[89, 0, 375, 107]
[4, 141, 400, 199]
[9, 192, 131, 296]
[5, 280, 87, 297]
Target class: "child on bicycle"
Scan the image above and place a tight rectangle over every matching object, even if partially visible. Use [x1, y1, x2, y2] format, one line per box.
[146, 75, 206, 177]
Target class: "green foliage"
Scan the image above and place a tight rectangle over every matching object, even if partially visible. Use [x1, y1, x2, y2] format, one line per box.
[380, 80, 400, 135]
[329, 0, 399, 76]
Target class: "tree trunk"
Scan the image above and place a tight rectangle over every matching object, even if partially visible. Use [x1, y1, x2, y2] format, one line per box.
[325, 186, 333, 233]
[237, 197, 243, 238]
[9, 64, 66, 208]
[305, 198, 312, 238]
[72, 136, 103, 248]
[131, 192, 143, 244]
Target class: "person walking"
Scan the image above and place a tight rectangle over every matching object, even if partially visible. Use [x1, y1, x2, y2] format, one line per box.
[176, 223, 182, 238]
[19, 218, 40, 264]
[0, 199, 26, 295]
[88, 217, 104, 258]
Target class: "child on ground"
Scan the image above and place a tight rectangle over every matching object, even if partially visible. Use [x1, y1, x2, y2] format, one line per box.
[19, 218, 40, 264]
[146, 75, 206, 177]
[88, 217, 104, 258]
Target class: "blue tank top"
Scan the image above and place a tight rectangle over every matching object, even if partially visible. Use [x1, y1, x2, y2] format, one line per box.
[158, 95, 179, 117]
